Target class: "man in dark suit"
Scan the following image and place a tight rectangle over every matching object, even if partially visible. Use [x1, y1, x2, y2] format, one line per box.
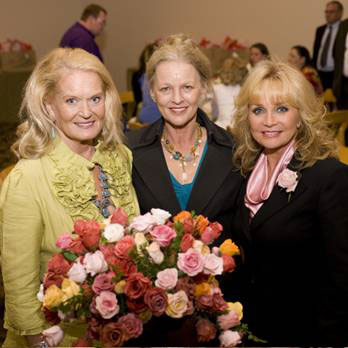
[313, 1, 343, 90]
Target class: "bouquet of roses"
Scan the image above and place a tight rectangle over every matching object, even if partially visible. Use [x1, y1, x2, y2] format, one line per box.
[38, 208, 258, 347]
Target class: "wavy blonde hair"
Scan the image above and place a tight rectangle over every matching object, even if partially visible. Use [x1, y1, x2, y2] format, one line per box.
[12, 47, 124, 159]
[218, 56, 248, 86]
[231, 59, 337, 175]
[146, 33, 212, 89]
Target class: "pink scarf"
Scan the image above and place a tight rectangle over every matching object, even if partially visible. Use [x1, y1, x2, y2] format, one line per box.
[245, 140, 296, 218]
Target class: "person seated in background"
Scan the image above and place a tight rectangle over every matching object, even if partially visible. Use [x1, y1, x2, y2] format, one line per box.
[0, 48, 139, 348]
[231, 59, 348, 346]
[248, 42, 270, 69]
[212, 56, 248, 129]
[59, 4, 107, 62]
[288, 45, 324, 95]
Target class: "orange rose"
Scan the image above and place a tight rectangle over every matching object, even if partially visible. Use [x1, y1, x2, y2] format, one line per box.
[173, 211, 192, 224]
[195, 215, 210, 235]
[219, 239, 240, 256]
[195, 282, 212, 297]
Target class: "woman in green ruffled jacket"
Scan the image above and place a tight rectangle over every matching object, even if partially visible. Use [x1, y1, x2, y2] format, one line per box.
[0, 48, 139, 347]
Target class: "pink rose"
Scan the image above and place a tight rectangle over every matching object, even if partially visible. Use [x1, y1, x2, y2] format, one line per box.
[66, 238, 87, 255]
[67, 258, 87, 283]
[144, 287, 168, 316]
[201, 227, 214, 245]
[56, 234, 73, 249]
[277, 168, 298, 192]
[114, 235, 135, 259]
[118, 313, 143, 339]
[210, 222, 223, 239]
[219, 330, 242, 347]
[110, 207, 129, 226]
[92, 272, 115, 294]
[222, 255, 236, 273]
[149, 225, 177, 247]
[129, 212, 157, 232]
[47, 254, 71, 276]
[73, 220, 101, 250]
[42, 326, 64, 347]
[196, 318, 217, 342]
[212, 293, 228, 312]
[203, 253, 223, 275]
[218, 311, 241, 330]
[83, 250, 108, 276]
[177, 248, 204, 276]
[95, 291, 119, 319]
[155, 268, 178, 290]
[180, 233, 195, 252]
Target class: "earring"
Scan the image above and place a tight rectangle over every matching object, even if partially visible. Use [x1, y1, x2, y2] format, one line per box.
[297, 122, 301, 129]
[50, 126, 56, 139]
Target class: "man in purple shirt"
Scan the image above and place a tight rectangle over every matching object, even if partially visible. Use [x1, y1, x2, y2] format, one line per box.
[60, 4, 107, 62]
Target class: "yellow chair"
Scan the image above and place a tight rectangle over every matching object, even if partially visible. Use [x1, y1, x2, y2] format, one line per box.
[323, 88, 336, 104]
[337, 122, 348, 165]
[127, 117, 148, 130]
[325, 110, 348, 135]
[0, 164, 15, 188]
[119, 90, 136, 120]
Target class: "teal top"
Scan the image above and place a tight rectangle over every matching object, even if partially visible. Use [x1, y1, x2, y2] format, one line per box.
[170, 142, 208, 210]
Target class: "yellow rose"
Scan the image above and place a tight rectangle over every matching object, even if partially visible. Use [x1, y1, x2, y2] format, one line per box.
[219, 239, 240, 256]
[114, 280, 126, 294]
[227, 301, 243, 320]
[165, 290, 189, 318]
[43, 285, 64, 309]
[138, 309, 152, 323]
[195, 282, 211, 297]
[61, 278, 80, 302]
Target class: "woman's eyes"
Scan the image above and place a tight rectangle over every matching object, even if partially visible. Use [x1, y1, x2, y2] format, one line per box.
[276, 106, 289, 112]
[65, 98, 77, 105]
[251, 107, 264, 115]
[183, 85, 193, 91]
[160, 87, 170, 92]
[251, 105, 289, 114]
[91, 96, 102, 103]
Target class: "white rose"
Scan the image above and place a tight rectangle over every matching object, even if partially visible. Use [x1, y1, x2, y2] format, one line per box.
[37, 284, 44, 302]
[67, 259, 87, 283]
[129, 213, 157, 232]
[134, 232, 149, 254]
[151, 208, 172, 225]
[219, 330, 242, 347]
[146, 241, 164, 264]
[203, 253, 224, 275]
[42, 326, 64, 347]
[83, 250, 108, 276]
[103, 223, 125, 243]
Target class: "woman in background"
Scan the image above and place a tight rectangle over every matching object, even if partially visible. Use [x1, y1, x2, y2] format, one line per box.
[231, 59, 348, 346]
[288, 45, 324, 95]
[249, 42, 270, 68]
[0, 48, 139, 347]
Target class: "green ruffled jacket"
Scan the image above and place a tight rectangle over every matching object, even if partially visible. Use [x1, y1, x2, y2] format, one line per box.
[0, 138, 139, 347]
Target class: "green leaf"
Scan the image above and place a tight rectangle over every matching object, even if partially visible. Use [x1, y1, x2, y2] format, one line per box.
[63, 251, 78, 262]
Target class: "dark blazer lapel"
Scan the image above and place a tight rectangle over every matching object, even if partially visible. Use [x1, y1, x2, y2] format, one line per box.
[187, 142, 232, 215]
[250, 157, 308, 230]
[237, 182, 252, 241]
[133, 141, 181, 213]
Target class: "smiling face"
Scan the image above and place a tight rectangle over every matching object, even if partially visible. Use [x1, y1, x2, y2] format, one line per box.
[46, 69, 105, 153]
[248, 92, 300, 159]
[150, 60, 206, 128]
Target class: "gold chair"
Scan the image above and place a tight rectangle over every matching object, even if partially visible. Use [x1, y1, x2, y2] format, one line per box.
[119, 90, 136, 120]
[0, 164, 15, 188]
[127, 117, 148, 130]
[337, 122, 348, 165]
[325, 110, 348, 135]
[323, 88, 336, 104]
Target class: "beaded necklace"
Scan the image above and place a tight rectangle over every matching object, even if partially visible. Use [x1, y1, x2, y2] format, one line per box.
[161, 124, 203, 182]
[93, 164, 115, 218]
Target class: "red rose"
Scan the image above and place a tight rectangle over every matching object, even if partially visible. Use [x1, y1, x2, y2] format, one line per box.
[196, 318, 217, 342]
[117, 313, 143, 339]
[124, 272, 151, 300]
[222, 254, 236, 273]
[175, 277, 195, 298]
[47, 254, 71, 275]
[72, 337, 93, 347]
[43, 307, 60, 325]
[110, 207, 129, 226]
[144, 287, 168, 317]
[196, 294, 213, 310]
[210, 222, 223, 239]
[212, 292, 228, 312]
[180, 233, 195, 252]
[100, 244, 118, 266]
[113, 257, 137, 276]
[114, 236, 135, 259]
[92, 272, 115, 295]
[43, 271, 63, 289]
[126, 297, 147, 314]
[73, 220, 100, 250]
[183, 217, 195, 234]
[100, 322, 127, 347]
[66, 238, 87, 255]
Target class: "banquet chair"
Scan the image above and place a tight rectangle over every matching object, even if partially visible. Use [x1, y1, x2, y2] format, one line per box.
[337, 122, 348, 165]
[0, 164, 15, 189]
[323, 88, 336, 111]
[325, 110, 348, 135]
[119, 90, 136, 120]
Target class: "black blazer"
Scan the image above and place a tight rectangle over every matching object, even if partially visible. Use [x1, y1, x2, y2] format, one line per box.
[126, 109, 242, 235]
[312, 24, 326, 69]
[233, 157, 348, 346]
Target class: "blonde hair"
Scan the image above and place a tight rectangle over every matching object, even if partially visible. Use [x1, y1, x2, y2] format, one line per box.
[146, 33, 212, 89]
[217, 56, 248, 86]
[231, 59, 337, 175]
[12, 47, 124, 159]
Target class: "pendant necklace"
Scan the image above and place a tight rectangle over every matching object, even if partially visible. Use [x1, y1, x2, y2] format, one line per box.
[161, 124, 203, 182]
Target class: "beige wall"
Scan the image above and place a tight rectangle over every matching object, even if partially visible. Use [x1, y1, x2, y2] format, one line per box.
[1, 0, 346, 91]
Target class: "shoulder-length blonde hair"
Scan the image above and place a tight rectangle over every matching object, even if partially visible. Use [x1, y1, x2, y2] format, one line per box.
[146, 33, 212, 89]
[231, 59, 337, 175]
[12, 47, 124, 159]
